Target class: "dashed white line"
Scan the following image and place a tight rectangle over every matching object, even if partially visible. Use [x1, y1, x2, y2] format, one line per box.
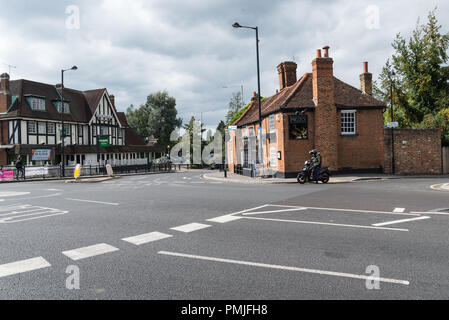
[242, 216, 409, 232]
[171, 223, 211, 233]
[393, 208, 406, 213]
[122, 232, 173, 245]
[62, 243, 119, 261]
[207, 215, 243, 223]
[372, 216, 430, 227]
[158, 251, 410, 286]
[65, 198, 119, 206]
[0, 257, 51, 278]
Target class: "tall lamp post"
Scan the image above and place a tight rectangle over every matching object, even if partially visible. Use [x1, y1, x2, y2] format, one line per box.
[233, 22, 264, 172]
[388, 70, 396, 175]
[60, 66, 77, 177]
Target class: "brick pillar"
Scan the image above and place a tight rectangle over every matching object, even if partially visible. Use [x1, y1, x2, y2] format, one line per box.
[360, 62, 373, 95]
[312, 47, 338, 170]
[0, 73, 11, 113]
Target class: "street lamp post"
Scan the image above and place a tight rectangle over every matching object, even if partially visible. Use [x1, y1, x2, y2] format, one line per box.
[60, 66, 77, 177]
[233, 22, 264, 172]
[388, 70, 396, 175]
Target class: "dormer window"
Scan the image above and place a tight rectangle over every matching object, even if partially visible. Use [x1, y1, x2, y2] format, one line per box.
[55, 101, 70, 114]
[25, 96, 46, 111]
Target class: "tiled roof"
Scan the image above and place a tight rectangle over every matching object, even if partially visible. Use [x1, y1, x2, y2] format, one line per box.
[2, 79, 100, 123]
[117, 112, 129, 127]
[233, 73, 385, 126]
[83, 88, 106, 115]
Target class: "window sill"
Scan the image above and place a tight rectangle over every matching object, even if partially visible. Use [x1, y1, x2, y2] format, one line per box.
[341, 133, 358, 137]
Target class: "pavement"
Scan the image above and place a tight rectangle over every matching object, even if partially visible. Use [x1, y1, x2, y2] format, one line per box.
[202, 170, 448, 185]
[1, 171, 449, 299]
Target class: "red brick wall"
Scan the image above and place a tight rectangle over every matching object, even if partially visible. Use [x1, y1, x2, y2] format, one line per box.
[384, 129, 442, 175]
[282, 112, 315, 174]
[338, 109, 384, 170]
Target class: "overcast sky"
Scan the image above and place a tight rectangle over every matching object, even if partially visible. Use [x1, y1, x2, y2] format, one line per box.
[1, 0, 448, 129]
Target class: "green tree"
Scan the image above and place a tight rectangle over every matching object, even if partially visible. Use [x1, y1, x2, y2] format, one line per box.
[182, 116, 206, 167]
[374, 9, 449, 144]
[126, 91, 182, 151]
[225, 92, 244, 125]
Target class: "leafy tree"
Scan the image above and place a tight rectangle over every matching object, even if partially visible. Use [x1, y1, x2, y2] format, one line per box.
[126, 91, 182, 151]
[182, 116, 206, 167]
[374, 9, 449, 145]
[225, 92, 244, 125]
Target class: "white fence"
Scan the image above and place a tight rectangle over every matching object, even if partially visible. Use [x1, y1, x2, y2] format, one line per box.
[443, 147, 449, 174]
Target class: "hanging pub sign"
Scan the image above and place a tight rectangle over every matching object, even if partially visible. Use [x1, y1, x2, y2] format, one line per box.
[289, 115, 308, 124]
[32, 149, 52, 161]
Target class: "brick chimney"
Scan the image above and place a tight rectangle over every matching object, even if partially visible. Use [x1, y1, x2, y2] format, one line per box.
[277, 61, 297, 90]
[0, 73, 11, 113]
[312, 46, 338, 170]
[109, 94, 115, 107]
[360, 62, 373, 95]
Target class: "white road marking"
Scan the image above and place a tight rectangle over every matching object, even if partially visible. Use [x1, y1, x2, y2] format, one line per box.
[158, 251, 410, 286]
[242, 217, 409, 232]
[372, 216, 430, 227]
[207, 215, 243, 223]
[171, 223, 211, 233]
[65, 198, 119, 206]
[0, 205, 68, 223]
[122, 232, 172, 245]
[190, 182, 205, 184]
[266, 204, 420, 217]
[62, 243, 119, 261]
[0, 257, 51, 278]
[393, 208, 406, 213]
[411, 211, 449, 216]
[0, 191, 30, 197]
[242, 208, 308, 216]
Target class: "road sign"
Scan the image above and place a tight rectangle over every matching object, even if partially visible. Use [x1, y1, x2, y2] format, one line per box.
[387, 122, 399, 128]
[98, 136, 110, 147]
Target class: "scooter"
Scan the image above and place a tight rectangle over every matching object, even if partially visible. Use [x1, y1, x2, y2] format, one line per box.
[297, 160, 330, 184]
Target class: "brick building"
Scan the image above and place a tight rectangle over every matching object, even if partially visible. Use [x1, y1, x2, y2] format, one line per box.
[0, 73, 162, 166]
[226, 46, 386, 178]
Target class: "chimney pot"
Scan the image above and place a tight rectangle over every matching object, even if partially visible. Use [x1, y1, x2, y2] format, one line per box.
[363, 61, 369, 73]
[109, 94, 115, 107]
[316, 49, 322, 58]
[323, 46, 330, 58]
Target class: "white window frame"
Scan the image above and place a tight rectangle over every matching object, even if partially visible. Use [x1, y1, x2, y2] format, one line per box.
[31, 98, 46, 111]
[38, 122, 46, 134]
[47, 123, 55, 135]
[28, 121, 37, 134]
[269, 114, 275, 133]
[341, 110, 357, 135]
[56, 101, 70, 114]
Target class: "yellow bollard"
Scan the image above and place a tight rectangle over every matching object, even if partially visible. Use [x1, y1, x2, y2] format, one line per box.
[74, 164, 82, 182]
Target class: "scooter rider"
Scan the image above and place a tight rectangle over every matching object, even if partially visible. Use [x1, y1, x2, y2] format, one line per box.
[309, 150, 322, 184]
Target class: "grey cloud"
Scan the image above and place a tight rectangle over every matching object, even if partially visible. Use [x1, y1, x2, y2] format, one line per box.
[1, 0, 448, 127]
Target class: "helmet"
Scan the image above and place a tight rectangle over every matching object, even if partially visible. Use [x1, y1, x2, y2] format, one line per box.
[309, 150, 317, 156]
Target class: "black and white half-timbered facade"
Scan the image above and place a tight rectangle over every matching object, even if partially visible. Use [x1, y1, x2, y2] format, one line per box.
[0, 73, 162, 166]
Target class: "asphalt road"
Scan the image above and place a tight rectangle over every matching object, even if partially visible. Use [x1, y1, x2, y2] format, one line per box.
[0, 171, 448, 300]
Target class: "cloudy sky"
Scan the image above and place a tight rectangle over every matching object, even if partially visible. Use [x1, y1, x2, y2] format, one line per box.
[1, 0, 448, 129]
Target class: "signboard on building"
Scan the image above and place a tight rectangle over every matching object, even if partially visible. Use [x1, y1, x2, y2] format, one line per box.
[98, 136, 110, 147]
[32, 149, 52, 161]
[228, 126, 237, 130]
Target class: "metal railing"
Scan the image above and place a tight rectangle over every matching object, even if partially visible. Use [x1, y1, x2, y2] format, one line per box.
[0, 163, 186, 182]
